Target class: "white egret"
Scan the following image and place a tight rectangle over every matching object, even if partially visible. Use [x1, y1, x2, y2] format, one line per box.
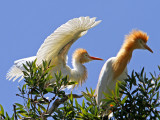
[96, 30, 153, 104]
[7, 16, 103, 87]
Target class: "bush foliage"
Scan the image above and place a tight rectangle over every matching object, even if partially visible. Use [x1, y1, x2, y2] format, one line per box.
[0, 60, 160, 120]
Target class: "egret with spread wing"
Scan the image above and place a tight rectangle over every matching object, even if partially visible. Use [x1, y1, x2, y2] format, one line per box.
[96, 30, 153, 104]
[7, 16, 102, 87]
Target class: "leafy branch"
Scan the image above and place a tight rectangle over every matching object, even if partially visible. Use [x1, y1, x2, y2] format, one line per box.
[0, 59, 160, 120]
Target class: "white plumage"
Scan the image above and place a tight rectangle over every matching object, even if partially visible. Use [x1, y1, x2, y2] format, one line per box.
[6, 56, 36, 82]
[36, 17, 101, 66]
[96, 57, 127, 104]
[7, 16, 102, 87]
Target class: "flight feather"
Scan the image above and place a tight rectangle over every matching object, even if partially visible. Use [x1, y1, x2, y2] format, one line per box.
[36, 16, 101, 66]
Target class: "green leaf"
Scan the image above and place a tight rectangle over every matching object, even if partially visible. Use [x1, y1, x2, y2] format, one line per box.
[5, 112, 9, 120]
[86, 87, 89, 94]
[68, 81, 77, 85]
[102, 92, 111, 100]
[75, 99, 78, 107]
[42, 60, 47, 70]
[82, 100, 85, 108]
[27, 99, 31, 108]
[0, 104, 4, 116]
[15, 103, 24, 108]
[38, 104, 46, 112]
[38, 105, 41, 114]
[156, 91, 159, 99]
[69, 92, 73, 104]
[23, 64, 29, 72]
[119, 84, 127, 91]
[45, 87, 54, 92]
[81, 108, 87, 114]
[22, 84, 27, 92]
[11, 113, 14, 120]
[91, 88, 95, 96]
[54, 87, 57, 94]
[22, 71, 30, 77]
[115, 82, 119, 97]
[94, 106, 98, 115]
[33, 58, 37, 65]
[121, 95, 128, 104]
[82, 92, 91, 102]
[59, 71, 62, 78]
[17, 110, 27, 113]
[20, 113, 28, 117]
[31, 89, 40, 94]
[141, 67, 144, 76]
[131, 89, 138, 95]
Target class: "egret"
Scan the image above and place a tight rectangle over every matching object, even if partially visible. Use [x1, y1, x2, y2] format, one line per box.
[7, 16, 103, 87]
[96, 30, 153, 104]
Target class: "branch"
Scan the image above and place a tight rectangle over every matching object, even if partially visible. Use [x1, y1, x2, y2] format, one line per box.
[47, 94, 83, 115]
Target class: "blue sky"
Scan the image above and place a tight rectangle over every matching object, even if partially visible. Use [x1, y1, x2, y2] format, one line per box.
[0, 0, 160, 116]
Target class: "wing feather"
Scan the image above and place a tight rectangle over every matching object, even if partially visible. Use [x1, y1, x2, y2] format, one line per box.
[7, 16, 101, 82]
[6, 56, 36, 82]
[36, 16, 101, 65]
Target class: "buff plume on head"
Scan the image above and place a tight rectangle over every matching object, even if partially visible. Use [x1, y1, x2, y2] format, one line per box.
[73, 48, 103, 64]
[112, 29, 153, 79]
[122, 30, 149, 51]
[126, 30, 149, 43]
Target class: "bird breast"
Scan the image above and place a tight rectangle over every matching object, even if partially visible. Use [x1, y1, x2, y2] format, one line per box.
[96, 57, 128, 104]
[70, 64, 88, 86]
[49, 64, 71, 83]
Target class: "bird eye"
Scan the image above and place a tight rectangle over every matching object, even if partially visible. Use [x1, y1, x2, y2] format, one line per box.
[84, 53, 88, 56]
[139, 39, 143, 44]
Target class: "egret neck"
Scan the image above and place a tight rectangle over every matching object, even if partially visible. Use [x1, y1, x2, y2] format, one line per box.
[112, 44, 133, 79]
[71, 57, 87, 86]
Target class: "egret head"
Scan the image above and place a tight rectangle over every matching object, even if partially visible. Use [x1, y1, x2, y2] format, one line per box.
[124, 30, 153, 53]
[73, 48, 103, 64]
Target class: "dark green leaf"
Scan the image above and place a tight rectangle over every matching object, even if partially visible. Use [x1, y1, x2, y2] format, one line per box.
[38, 104, 46, 112]
[15, 103, 24, 108]
[121, 96, 128, 104]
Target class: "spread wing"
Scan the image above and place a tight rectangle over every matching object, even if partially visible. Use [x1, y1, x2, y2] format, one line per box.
[6, 16, 101, 82]
[36, 16, 101, 66]
[6, 56, 36, 82]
